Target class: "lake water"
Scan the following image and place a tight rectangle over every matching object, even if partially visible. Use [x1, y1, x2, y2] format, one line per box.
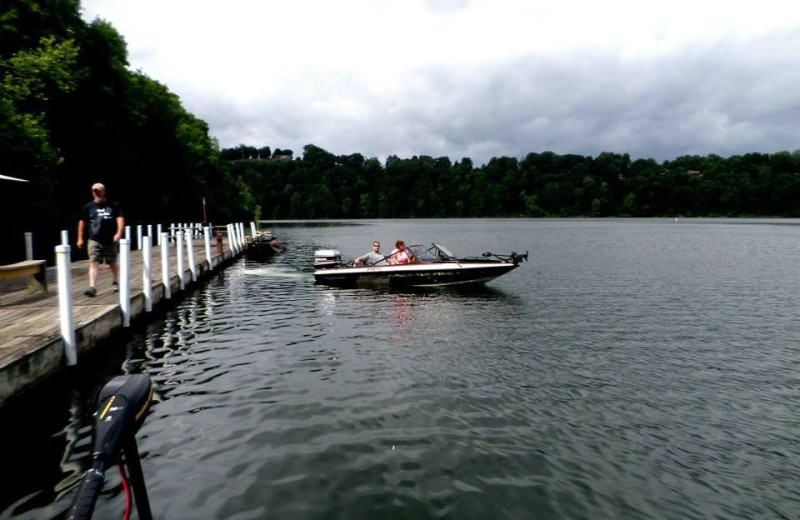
[2, 219, 800, 519]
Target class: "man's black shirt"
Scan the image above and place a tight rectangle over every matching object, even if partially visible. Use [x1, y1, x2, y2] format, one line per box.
[81, 200, 122, 244]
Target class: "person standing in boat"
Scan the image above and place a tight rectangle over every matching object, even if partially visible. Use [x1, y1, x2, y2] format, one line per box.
[389, 240, 415, 265]
[354, 241, 387, 266]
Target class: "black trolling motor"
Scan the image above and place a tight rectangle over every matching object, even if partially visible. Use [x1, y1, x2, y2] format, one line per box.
[67, 374, 154, 520]
[482, 250, 529, 265]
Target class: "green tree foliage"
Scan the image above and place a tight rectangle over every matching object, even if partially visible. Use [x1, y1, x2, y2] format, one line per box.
[218, 144, 800, 220]
[1, 1, 220, 263]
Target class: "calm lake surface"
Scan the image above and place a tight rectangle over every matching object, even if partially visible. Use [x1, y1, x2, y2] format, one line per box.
[2, 219, 800, 519]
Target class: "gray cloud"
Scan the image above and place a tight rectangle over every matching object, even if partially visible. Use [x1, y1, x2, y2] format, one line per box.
[185, 29, 800, 166]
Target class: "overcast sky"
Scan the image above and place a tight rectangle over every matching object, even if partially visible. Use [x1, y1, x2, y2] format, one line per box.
[80, 0, 800, 166]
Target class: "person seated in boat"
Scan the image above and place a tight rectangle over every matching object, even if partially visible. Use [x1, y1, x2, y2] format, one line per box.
[389, 240, 417, 265]
[354, 241, 387, 266]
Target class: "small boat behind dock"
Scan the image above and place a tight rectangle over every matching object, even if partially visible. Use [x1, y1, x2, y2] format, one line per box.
[247, 231, 285, 260]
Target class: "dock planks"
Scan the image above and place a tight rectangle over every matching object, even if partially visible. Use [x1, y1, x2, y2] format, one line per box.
[0, 241, 239, 405]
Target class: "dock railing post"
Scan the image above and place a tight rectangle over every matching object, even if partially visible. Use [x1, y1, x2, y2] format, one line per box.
[227, 224, 235, 254]
[125, 226, 131, 242]
[56, 245, 77, 366]
[235, 223, 241, 252]
[119, 238, 131, 327]
[250, 221, 257, 242]
[177, 230, 185, 291]
[60, 230, 69, 246]
[143, 235, 152, 312]
[204, 226, 214, 270]
[186, 229, 197, 282]
[137, 225, 143, 251]
[156, 224, 162, 246]
[236, 223, 241, 248]
[160, 232, 171, 299]
[234, 224, 241, 253]
[170, 224, 175, 243]
[240, 223, 246, 248]
[25, 232, 33, 260]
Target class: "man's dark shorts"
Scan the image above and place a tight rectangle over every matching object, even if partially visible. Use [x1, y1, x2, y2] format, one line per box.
[88, 240, 118, 265]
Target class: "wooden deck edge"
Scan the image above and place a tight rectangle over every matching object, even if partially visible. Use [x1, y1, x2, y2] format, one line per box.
[0, 248, 241, 406]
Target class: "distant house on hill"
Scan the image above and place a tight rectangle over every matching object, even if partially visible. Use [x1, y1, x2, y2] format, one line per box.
[221, 146, 294, 162]
[272, 148, 294, 161]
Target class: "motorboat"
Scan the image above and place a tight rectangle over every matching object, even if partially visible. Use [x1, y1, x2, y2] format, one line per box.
[247, 231, 285, 260]
[313, 243, 527, 287]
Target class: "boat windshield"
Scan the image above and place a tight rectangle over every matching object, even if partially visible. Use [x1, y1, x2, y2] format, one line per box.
[407, 244, 457, 262]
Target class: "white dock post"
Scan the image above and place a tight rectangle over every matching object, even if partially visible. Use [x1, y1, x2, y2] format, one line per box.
[250, 222, 257, 242]
[60, 230, 69, 246]
[176, 230, 185, 291]
[119, 238, 131, 327]
[161, 232, 171, 299]
[235, 223, 243, 251]
[227, 224, 235, 253]
[125, 226, 131, 242]
[240, 223, 246, 247]
[25, 232, 33, 260]
[136, 225, 143, 250]
[142, 235, 152, 312]
[186, 229, 197, 282]
[170, 224, 175, 244]
[156, 224, 162, 246]
[56, 245, 76, 366]
[204, 226, 214, 270]
[147, 224, 153, 242]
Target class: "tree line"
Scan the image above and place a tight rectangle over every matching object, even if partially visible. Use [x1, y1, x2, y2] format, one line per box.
[2, 0, 799, 264]
[222, 145, 800, 220]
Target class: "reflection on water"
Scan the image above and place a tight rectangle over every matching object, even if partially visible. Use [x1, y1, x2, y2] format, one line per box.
[2, 219, 800, 519]
[387, 294, 414, 343]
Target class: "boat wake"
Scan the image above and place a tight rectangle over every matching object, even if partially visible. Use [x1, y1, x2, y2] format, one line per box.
[244, 266, 313, 281]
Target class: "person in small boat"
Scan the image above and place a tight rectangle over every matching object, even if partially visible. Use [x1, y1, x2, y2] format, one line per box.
[389, 240, 416, 265]
[354, 241, 387, 266]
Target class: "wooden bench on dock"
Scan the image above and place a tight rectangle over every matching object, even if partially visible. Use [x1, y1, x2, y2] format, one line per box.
[0, 260, 48, 293]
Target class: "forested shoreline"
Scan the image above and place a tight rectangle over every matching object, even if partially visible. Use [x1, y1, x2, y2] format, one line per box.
[2, 0, 799, 263]
[219, 144, 800, 220]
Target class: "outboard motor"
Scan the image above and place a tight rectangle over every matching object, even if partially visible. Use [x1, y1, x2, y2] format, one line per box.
[314, 249, 343, 268]
[68, 374, 154, 520]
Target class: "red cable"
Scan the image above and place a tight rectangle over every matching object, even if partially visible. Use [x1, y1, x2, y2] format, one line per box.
[118, 460, 132, 520]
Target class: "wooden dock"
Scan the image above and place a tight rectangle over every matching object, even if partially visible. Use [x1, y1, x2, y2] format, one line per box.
[0, 240, 241, 405]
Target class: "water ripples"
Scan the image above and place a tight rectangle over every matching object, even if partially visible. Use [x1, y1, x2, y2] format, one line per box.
[4, 220, 800, 519]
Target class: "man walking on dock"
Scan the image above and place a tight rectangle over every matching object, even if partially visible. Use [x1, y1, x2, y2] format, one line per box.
[77, 183, 124, 297]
